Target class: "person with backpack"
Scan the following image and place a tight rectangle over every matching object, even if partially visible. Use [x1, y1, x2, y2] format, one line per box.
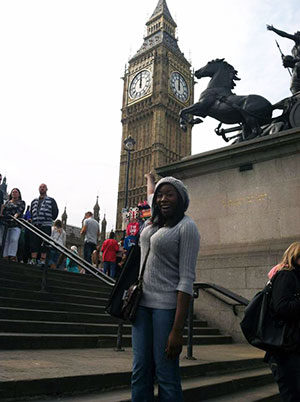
[264, 242, 300, 401]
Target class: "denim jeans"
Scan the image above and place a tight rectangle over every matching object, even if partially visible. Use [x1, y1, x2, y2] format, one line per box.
[131, 306, 183, 402]
[103, 261, 116, 278]
[83, 241, 96, 263]
[1, 227, 21, 257]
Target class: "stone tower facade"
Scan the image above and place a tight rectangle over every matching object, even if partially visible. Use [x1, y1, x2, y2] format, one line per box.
[116, 0, 194, 230]
[93, 196, 100, 223]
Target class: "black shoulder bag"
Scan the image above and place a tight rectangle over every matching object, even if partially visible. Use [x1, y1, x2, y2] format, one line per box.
[105, 233, 152, 323]
[240, 270, 300, 353]
[105, 242, 141, 320]
[121, 246, 151, 323]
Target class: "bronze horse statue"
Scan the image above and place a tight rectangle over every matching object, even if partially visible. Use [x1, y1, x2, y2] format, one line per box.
[180, 59, 273, 141]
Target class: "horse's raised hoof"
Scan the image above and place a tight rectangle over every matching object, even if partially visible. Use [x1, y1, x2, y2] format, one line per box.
[193, 118, 203, 124]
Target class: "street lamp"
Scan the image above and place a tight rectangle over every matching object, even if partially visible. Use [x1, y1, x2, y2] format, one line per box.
[116, 135, 135, 353]
[123, 135, 136, 209]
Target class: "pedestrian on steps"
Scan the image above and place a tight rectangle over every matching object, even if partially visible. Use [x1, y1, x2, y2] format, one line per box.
[0, 188, 25, 261]
[29, 183, 58, 266]
[80, 211, 99, 264]
[101, 231, 119, 278]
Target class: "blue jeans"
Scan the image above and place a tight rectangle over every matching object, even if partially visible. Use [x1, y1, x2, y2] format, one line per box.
[83, 241, 96, 263]
[103, 261, 116, 278]
[132, 306, 183, 402]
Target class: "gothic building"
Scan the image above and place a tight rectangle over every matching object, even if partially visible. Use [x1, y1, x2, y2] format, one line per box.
[116, 0, 194, 230]
[62, 197, 103, 256]
[93, 196, 100, 223]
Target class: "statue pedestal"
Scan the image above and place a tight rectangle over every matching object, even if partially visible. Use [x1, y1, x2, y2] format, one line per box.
[157, 128, 300, 340]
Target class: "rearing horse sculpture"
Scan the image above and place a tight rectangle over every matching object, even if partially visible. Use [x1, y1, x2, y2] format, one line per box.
[180, 59, 273, 141]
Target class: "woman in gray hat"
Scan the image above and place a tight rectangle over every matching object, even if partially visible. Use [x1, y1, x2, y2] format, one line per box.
[131, 177, 200, 402]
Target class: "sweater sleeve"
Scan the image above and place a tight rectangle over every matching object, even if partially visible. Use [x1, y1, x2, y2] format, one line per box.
[176, 219, 200, 296]
[272, 271, 300, 320]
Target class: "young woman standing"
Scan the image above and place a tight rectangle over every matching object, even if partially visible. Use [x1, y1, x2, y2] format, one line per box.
[0, 188, 25, 261]
[131, 177, 200, 402]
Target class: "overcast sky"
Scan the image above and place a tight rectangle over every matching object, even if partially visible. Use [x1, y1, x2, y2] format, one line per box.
[0, 0, 299, 230]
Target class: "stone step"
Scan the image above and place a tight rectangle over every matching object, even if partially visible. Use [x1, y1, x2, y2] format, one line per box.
[0, 270, 111, 293]
[1, 278, 111, 298]
[0, 320, 127, 334]
[0, 319, 219, 336]
[0, 364, 275, 401]
[0, 261, 108, 286]
[0, 289, 207, 325]
[207, 383, 280, 401]
[0, 296, 107, 314]
[0, 286, 110, 307]
[62, 368, 275, 402]
[0, 355, 267, 399]
[0, 332, 231, 350]
[0, 332, 125, 350]
[0, 307, 120, 324]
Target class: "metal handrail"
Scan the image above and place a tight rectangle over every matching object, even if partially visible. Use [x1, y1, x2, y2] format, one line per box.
[8, 216, 115, 287]
[185, 282, 249, 360]
[193, 282, 249, 306]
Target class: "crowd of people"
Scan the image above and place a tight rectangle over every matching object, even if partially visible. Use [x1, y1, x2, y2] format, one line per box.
[0, 177, 119, 274]
[0, 175, 130, 277]
[0, 179, 63, 265]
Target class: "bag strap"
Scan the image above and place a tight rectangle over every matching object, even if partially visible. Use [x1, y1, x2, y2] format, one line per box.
[137, 229, 156, 284]
[138, 248, 150, 282]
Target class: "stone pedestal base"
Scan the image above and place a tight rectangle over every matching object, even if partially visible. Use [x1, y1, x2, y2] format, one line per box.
[157, 128, 300, 340]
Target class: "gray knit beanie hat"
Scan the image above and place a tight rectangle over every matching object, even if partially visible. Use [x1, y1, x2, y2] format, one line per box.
[152, 176, 190, 213]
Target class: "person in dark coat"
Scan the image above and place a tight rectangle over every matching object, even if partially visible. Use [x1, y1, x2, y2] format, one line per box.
[265, 242, 300, 401]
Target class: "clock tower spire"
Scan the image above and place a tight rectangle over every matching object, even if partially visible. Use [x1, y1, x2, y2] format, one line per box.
[116, 0, 194, 231]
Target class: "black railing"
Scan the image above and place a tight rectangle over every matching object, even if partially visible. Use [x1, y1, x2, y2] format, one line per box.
[11, 216, 115, 287]
[185, 282, 249, 360]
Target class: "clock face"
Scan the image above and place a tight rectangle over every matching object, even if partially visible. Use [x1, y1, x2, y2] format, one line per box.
[129, 70, 151, 100]
[170, 72, 189, 102]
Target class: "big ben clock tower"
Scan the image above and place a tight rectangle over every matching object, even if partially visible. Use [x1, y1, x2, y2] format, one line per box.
[116, 0, 194, 230]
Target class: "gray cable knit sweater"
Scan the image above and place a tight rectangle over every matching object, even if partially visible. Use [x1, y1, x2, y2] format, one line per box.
[139, 215, 200, 310]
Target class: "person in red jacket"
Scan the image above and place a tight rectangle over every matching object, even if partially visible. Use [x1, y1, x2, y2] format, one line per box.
[101, 231, 119, 278]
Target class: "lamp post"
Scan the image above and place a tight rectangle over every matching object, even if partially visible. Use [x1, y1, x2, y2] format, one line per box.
[115, 135, 136, 353]
[123, 135, 136, 209]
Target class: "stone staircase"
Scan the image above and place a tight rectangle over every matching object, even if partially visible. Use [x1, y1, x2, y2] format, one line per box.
[0, 259, 232, 350]
[0, 259, 279, 401]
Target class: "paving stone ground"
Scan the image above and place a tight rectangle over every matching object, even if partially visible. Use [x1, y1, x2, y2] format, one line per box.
[1, 344, 264, 382]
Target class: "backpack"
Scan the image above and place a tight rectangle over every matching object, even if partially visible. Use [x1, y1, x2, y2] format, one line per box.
[240, 271, 300, 353]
